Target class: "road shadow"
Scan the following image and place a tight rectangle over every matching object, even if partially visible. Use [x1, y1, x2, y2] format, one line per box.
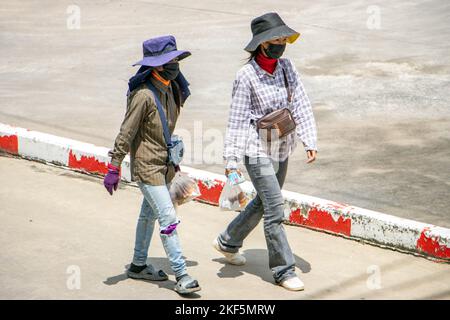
[103, 256, 201, 299]
[212, 248, 311, 285]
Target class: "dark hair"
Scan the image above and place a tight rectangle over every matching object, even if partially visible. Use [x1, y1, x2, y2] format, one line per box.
[246, 45, 261, 63]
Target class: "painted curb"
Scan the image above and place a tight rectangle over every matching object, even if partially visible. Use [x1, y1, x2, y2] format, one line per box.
[1, 122, 449, 262]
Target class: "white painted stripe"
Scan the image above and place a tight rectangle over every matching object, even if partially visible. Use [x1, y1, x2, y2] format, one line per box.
[18, 133, 70, 165]
[0, 123, 20, 137]
[425, 226, 450, 247]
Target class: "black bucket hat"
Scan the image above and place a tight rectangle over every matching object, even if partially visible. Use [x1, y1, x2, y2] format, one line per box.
[244, 12, 300, 52]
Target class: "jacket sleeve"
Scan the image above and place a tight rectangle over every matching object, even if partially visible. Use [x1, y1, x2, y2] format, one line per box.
[223, 71, 252, 166]
[110, 91, 150, 167]
[287, 60, 318, 152]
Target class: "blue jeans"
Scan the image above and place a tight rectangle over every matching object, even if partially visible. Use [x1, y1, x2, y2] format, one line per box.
[132, 182, 187, 278]
[218, 156, 297, 283]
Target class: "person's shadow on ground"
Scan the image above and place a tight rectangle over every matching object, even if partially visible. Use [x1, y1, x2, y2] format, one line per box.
[212, 248, 311, 284]
[103, 257, 201, 299]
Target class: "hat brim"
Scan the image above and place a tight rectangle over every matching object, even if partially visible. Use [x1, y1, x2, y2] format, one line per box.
[132, 50, 191, 67]
[244, 25, 300, 52]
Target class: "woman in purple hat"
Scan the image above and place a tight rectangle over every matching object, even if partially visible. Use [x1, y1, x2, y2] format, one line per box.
[213, 13, 318, 291]
[103, 35, 201, 295]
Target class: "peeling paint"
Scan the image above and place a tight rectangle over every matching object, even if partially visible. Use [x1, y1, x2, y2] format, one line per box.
[50, 160, 67, 167]
[68, 150, 108, 175]
[0, 134, 18, 154]
[416, 228, 450, 259]
[197, 178, 221, 189]
[289, 206, 352, 236]
[329, 209, 349, 224]
[195, 179, 225, 205]
[326, 202, 349, 210]
[286, 200, 300, 212]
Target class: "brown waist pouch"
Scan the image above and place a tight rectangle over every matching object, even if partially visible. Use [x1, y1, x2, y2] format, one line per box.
[256, 107, 296, 142]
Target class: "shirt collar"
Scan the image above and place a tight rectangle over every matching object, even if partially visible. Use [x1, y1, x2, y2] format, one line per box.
[250, 59, 283, 79]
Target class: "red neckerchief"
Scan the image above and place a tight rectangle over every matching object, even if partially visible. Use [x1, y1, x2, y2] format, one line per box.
[255, 51, 277, 74]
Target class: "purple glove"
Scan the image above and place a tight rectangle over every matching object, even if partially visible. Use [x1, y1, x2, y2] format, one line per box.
[104, 163, 120, 195]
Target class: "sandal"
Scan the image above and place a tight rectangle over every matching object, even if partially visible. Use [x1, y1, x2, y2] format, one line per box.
[174, 274, 201, 295]
[127, 264, 168, 281]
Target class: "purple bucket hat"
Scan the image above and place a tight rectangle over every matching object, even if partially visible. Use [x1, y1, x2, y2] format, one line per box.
[132, 35, 191, 67]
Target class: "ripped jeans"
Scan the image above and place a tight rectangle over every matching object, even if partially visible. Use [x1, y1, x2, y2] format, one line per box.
[132, 182, 186, 278]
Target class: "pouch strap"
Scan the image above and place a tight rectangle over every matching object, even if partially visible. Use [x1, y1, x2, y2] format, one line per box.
[145, 81, 172, 148]
[282, 68, 291, 103]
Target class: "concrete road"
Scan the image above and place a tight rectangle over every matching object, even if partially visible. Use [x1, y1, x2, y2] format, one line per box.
[1, 1, 449, 228]
[1, 155, 449, 299]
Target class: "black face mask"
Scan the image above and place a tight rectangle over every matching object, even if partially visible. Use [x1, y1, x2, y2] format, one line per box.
[264, 43, 286, 59]
[159, 62, 180, 81]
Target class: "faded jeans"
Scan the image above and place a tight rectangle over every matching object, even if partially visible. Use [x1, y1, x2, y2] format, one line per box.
[218, 156, 297, 283]
[132, 182, 187, 278]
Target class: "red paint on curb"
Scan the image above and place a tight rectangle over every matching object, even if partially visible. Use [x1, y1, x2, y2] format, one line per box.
[0, 134, 18, 154]
[68, 150, 108, 175]
[416, 228, 450, 259]
[327, 202, 349, 210]
[289, 206, 352, 236]
[195, 180, 225, 205]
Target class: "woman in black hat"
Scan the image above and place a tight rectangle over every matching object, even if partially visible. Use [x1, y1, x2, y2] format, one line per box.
[213, 13, 318, 291]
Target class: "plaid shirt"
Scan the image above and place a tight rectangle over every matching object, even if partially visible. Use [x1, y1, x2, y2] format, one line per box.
[223, 58, 317, 166]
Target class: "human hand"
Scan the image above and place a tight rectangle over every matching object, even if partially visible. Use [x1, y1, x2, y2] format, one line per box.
[306, 150, 317, 164]
[225, 168, 242, 178]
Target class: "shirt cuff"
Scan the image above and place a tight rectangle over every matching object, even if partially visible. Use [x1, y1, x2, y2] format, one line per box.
[225, 158, 238, 169]
[110, 158, 121, 168]
[302, 141, 318, 152]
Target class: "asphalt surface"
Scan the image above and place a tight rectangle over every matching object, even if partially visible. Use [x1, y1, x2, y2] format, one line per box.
[1, 155, 450, 299]
[0, 1, 449, 227]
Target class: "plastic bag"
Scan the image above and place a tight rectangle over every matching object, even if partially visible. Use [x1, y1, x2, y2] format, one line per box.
[219, 179, 248, 211]
[169, 172, 201, 206]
